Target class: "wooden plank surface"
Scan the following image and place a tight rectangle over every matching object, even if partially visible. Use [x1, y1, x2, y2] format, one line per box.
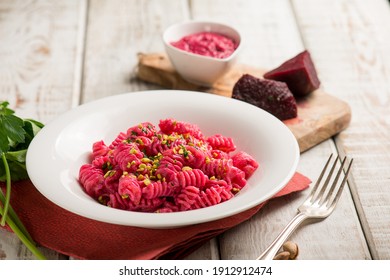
[0, 0, 88, 259]
[0, 0, 86, 122]
[188, 0, 369, 260]
[137, 52, 352, 152]
[292, 0, 390, 260]
[2, 0, 387, 260]
[81, 0, 189, 103]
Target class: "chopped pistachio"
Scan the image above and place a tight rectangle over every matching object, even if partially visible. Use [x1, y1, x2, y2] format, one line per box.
[143, 178, 151, 186]
[182, 166, 192, 171]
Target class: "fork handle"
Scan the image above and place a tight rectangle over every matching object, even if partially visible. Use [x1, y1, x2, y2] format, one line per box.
[256, 212, 307, 260]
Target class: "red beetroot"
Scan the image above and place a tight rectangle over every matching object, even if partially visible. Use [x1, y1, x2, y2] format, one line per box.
[232, 74, 297, 120]
[263, 50, 320, 97]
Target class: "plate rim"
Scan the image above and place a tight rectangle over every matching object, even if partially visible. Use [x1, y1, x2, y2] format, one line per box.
[26, 90, 300, 228]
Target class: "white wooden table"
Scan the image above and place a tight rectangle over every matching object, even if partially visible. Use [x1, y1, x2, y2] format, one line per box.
[1, 0, 389, 260]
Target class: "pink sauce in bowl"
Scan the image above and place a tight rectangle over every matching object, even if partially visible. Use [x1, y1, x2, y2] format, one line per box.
[170, 32, 238, 59]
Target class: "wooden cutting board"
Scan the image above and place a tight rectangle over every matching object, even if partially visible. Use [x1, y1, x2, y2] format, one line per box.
[136, 53, 351, 153]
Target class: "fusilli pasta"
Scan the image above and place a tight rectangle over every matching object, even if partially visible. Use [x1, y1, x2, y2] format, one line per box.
[78, 118, 259, 213]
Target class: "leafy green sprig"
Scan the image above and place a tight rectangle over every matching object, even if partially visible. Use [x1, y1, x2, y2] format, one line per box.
[0, 101, 46, 260]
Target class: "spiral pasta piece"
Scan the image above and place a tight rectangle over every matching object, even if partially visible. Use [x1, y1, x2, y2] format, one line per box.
[142, 180, 175, 199]
[192, 187, 222, 209]
[92, 140, 109, 158]
[172, 169, 207, 189]
[231, 151, 259, 179]
[113, 143, 143, 172]
[206, 134, 236, 153]
[79, 164, 105, 199]
[118, 175, 142, 205]
[159, 118, 204, 139]
[108, 132, 127, 149]
[176, 186, 200, 211]
[126, 122, 156, 139]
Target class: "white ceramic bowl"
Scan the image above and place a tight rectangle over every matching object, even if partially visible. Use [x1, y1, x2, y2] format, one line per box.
[26, 90, 299, 229]
[163, 21, 242, 86]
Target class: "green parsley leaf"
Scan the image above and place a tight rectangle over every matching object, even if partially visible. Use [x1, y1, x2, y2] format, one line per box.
[0, 102, 44, 181]
[0, 150, 28, 181]
[0, 102, 26, 153]
[0, 127, 8, 154]
[0, 101, 46, 259]
[1, 114, 25, 144]
[0, 101, 15, 116]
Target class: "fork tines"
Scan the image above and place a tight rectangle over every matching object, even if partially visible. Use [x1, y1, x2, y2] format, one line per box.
[309, 154, 354, 207]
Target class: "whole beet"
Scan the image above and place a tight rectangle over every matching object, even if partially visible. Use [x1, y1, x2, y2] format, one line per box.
[263, 50, 320, 97]
[232, 74, 297, 121]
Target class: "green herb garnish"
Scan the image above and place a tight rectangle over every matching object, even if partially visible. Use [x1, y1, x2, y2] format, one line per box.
[0, 101, 46, 259]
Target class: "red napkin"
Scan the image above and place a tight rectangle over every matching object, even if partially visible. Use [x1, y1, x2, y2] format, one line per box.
[1, 172, 310, 260]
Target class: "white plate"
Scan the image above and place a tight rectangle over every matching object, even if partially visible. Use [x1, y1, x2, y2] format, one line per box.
[26, 90, 299, 228]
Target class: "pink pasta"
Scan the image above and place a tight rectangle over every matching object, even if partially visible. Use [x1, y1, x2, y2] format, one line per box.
[176, 185, 200, 211]
[108, 132, 127, 149]
[231, 151, 259, 179]
[79, 164, 105, 199]
[171, 169, 207, 189]
[206, 134, 236, 152]
[92, 140, 109, 158]
[142, 180, 175, 199]
[78, 118, 259, 213]
[118, 175, 142, 205]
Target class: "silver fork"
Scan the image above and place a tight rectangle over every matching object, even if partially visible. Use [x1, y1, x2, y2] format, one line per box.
[256, 154, 353, 260]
